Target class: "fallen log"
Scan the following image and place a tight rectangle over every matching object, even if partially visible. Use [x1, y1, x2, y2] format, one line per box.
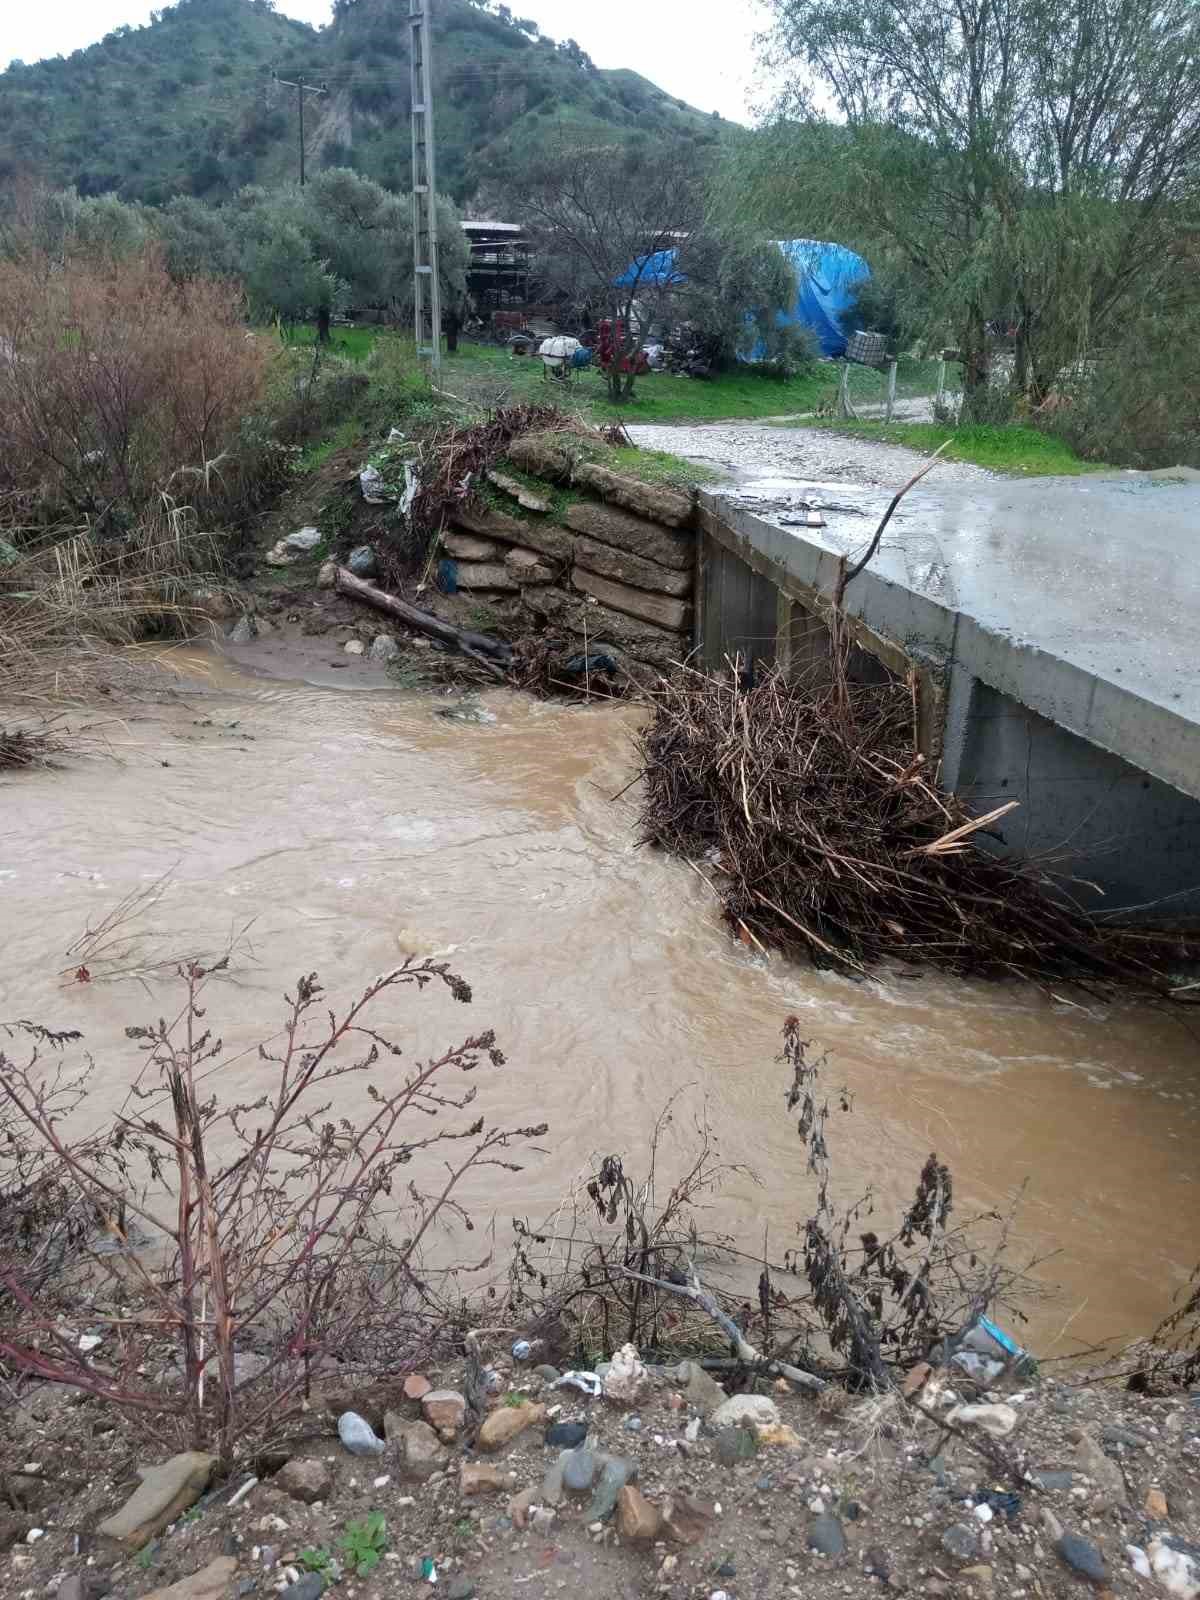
[333, 566, 512, 682]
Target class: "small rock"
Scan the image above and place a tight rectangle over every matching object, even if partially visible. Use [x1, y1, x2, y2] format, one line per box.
[586, 1456, 636, 1522]
[662, 1493, 714, 1546]
[274, 1458, 331, 1506]
[714, 1427, 758, 1467]
[807, 1514, 847, 1558]
[369, 634, 400, 663]
[317, 560, 336, 589]
[541, 1455, 568, 1506]
[710, 1394, 780, 1431]
[478, 1401, 545, 1453]
[385, 1415, 448, 1481]
[446, 1577, 475, 1600]
[674, 1361, 726, 1414]
[1101, 1425, 1148, 1449]
[97, 1451, 216, 1551]
[959, 1566, 993, 1585]
[757, 1423, 803, 1450]
[284, 527, 322, 554]
[422, 1390, 467, 1433]
[716, 1561, 737, 1578]
[140, 1558, 240, 1600]
[338, 1411, 384, 1456]
[343, 639, 365, 656]
[563, 1448, 597, 1494]
[865, 1545, 891, 1580]
[227, 615, 256, 644]
[460, 1462, 506, 1497]
[623, 1416, 642, 1433]
[279, 1577, 325, 1600]
[509, 1487, 538, 1531]
[941, 1524, 979, 1563]
[403, 1374, 432, 1401]
[1145, 1487, 1169, 1520]
[347, 544, 378, 579]
[1032, 1470, 1075, 1491]
[945, 1402, 1017, 1438]
[264, 541, 297, 568]
[533, 1365, 561, 1383]
[1056, 1532, 1107, 1584]
[903, 1361, 932, 1397]
[1074, 1431, 1127, 1508]
[617, 1485, 662, 1543]
[530, 1506, 556, 1532]
[603, 1343, 649, 1405]
[545, 1421, 588, 1449]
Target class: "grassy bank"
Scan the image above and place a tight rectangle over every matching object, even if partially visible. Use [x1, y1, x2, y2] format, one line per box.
[278, 327, 951, 426]
[793, 418, 1108, 475]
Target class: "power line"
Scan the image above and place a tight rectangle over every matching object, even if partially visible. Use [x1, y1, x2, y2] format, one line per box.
[272, 71, 326, 186]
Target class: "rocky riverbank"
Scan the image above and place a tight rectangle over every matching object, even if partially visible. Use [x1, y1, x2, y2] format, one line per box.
[5, 1335, 1198, 1600]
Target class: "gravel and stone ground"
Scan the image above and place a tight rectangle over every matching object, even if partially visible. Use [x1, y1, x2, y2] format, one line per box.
[5, 1343, 1198, 1600]
[626, 424, 992, 490]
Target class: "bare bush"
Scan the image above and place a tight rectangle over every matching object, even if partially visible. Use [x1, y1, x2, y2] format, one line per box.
[0, 958, 546, 1463]
[0, 249, 268, 527]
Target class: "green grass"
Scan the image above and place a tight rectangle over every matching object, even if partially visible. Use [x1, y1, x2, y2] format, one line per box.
[441, 344, 949, 427]
[279, 324, 378, 362]
[794, 418, 1108, 475]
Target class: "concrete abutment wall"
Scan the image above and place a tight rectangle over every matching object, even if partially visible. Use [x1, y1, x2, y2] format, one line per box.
[696, 496, 1200, 920]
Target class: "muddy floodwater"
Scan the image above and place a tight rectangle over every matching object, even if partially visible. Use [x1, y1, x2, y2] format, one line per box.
[3, 647, 1197, 1358]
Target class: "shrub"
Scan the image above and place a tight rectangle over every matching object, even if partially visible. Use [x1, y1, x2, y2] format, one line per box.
[0, 249, 268, 527]
[0, 957, 546, 1463]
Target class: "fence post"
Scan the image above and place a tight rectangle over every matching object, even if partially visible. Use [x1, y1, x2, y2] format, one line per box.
[885, 360, 898, 424]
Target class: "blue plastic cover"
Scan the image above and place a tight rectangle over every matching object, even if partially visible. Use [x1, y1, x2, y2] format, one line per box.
[614, 239, 870, 359]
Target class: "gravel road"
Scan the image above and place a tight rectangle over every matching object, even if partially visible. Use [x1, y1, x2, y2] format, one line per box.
[627, 420, 992, 489]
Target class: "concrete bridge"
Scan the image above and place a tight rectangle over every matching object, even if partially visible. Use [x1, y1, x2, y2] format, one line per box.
[694, 468, 1200, 920]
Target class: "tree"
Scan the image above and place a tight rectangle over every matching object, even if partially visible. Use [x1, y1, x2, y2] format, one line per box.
[672, 229, 801, 370]
[508, 135, 707, 402]
[156, 194, 240, 280]
[752, 0, 1200, 410]
[231, 187, 344, 330]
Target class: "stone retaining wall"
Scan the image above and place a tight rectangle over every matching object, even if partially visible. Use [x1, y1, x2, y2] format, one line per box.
[442, 432, 697, 673]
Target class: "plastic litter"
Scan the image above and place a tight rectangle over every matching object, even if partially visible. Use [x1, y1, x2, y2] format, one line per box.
[436, 558, 458, 595]
[421, 1558, 439, 1584]
[563, 653, 618, 677]
[945, 1401, 1018, 1438]
[554, 1371, 604, 1398]
[952, 1350, 1006, 1382]
[512, 1339, 533, 1362]
[360, 465, 387, 504]
[1128, 1545, 1152, 1579]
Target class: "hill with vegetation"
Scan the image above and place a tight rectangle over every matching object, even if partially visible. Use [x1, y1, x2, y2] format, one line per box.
[0, 0, 724, 205]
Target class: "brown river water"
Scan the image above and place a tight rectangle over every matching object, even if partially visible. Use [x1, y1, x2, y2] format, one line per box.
[2, 645, 1197, 1359]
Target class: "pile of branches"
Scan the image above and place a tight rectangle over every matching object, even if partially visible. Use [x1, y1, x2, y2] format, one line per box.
[509, 630, 636, 701]
[637, 659, 1193, 993]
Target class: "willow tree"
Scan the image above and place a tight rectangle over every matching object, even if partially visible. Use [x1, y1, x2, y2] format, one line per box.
[748, 0, 1200, 409]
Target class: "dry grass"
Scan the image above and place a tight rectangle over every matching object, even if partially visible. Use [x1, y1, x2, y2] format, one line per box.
[0, 506, 213, 706]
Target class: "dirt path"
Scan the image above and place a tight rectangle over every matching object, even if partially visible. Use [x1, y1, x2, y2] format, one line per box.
[626, 420, 992, 488]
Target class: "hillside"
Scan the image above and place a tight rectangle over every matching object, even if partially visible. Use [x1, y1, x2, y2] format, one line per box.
[0, 0, 724, 205]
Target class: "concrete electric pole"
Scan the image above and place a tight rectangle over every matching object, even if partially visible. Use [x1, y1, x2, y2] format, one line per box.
[409, 0, 442, 375]
[273, 72, 326, 187]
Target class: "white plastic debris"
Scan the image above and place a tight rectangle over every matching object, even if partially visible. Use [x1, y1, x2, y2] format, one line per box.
[227, 1475, 258, 1507]
[360, 465, 387, 503]
[952, 1351, 1005, 1382]
[1149, 1538, 1200, 1599]
[973, 1503, 994, 1523]
[400, 462, 419, 518]
[77, 1333, 103, 1354]
[945, 1401, 1018, 1438]
[685, 1417, 701, 1442]
[373, 1475, 391, 1489]
[604, 1343, 650, 1404]
[26, 1529, 44, 1544]
[1127, 1545, 1153, 1579]
[555, 1370, 604, 1398]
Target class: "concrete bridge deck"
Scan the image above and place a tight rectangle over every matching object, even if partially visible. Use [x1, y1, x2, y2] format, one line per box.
[693, 462, 1200, 916]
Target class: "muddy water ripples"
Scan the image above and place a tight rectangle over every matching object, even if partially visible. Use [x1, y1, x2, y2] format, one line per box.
[2, 646, 1197, 1355]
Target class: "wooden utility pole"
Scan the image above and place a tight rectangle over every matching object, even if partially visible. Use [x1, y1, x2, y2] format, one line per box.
[273, 72, 326, 186]
[409, 0, 442, 374]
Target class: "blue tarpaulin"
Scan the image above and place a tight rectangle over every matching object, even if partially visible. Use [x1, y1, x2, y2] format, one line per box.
[614, 239, 870, 358]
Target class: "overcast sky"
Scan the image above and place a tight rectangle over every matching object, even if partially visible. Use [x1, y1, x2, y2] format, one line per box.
[6, 1, 775, 123]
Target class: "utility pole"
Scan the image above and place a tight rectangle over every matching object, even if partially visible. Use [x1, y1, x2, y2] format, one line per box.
[273, 72, 326, 186]
[409, 0, 442, 375]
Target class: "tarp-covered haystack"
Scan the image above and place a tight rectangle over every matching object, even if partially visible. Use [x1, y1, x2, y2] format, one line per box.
[637, 659, 1195, 993]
